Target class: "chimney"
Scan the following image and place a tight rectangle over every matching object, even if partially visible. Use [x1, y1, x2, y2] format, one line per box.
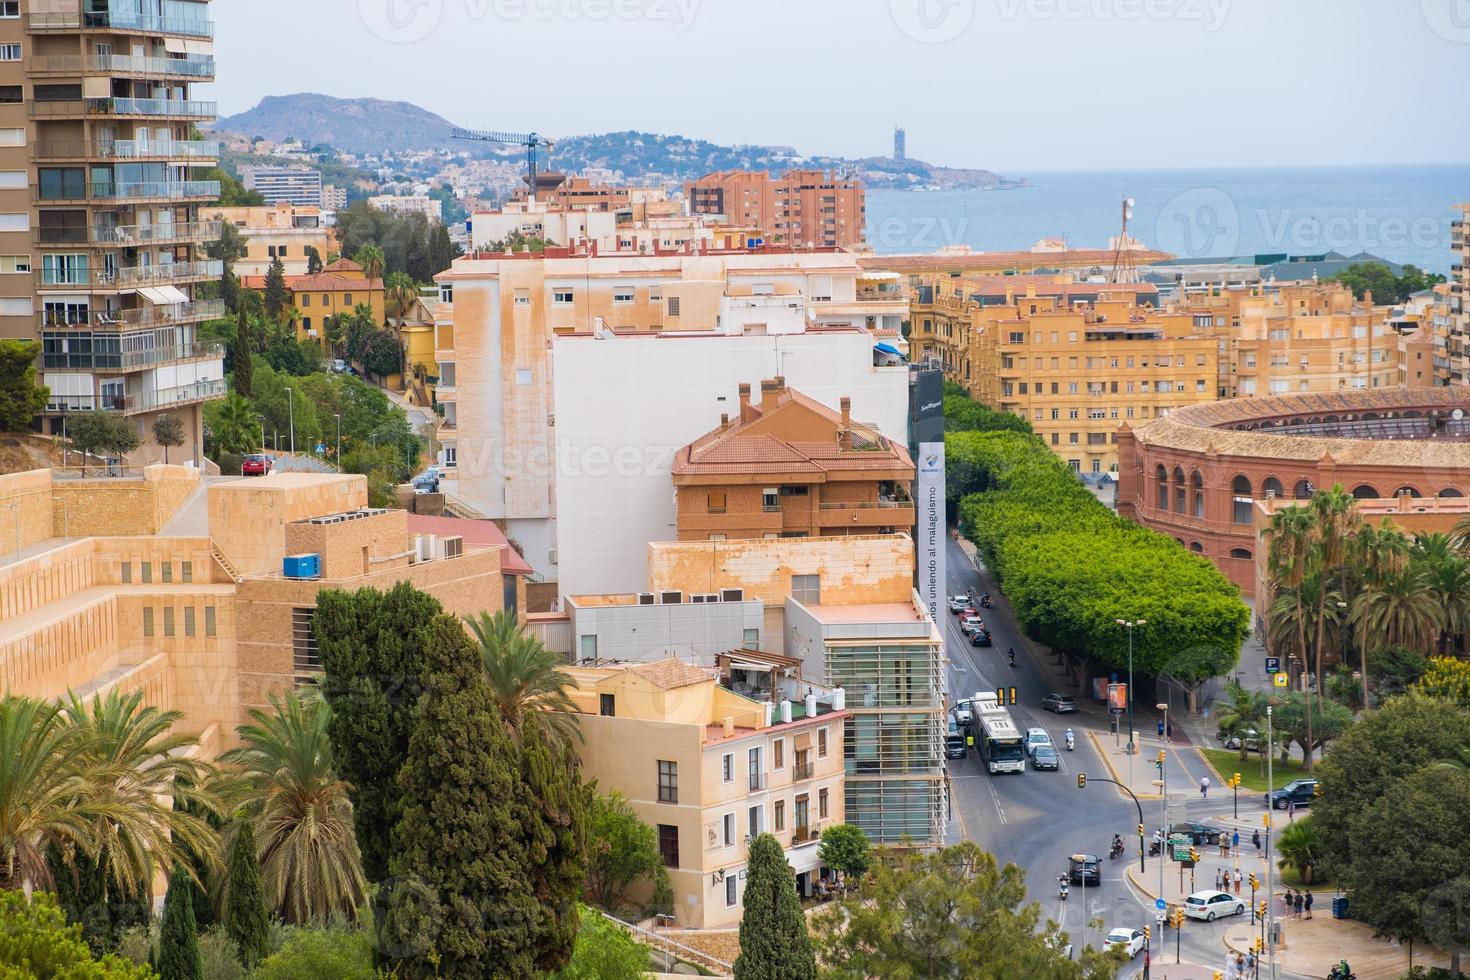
[722, 716, 736, 738]
[838, 396, 853, 451]
[720, 412, 729, 427]
[760, 377, 785, 412]
[738, 383, 755, 422]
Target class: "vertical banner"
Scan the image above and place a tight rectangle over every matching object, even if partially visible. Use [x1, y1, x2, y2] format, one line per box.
[917, 442, 946, 629]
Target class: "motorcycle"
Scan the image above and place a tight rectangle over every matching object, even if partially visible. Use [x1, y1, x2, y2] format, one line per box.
[1148, 838, 1162, 857]
[1064, 731, 1075, 751]
[980, 593, 992, 608]
[1109, 837, 1125, 860]
[1328, 961, 1355, 980]
[1057, 876, 1069, 901]
[1008, 648, 1016, 667]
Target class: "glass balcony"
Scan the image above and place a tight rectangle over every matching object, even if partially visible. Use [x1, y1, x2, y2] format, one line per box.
[29, 54, 216, 78]
[30, 98, 217, 119]
[44, 341, 224, 371]
[35, 180, 220, 202]
[33, 139, 220, 161]
[38, 260, 223, 289]
[36, 221, 223, 247]
[28, 9, 214, 37]
[41, 300, 226, 330]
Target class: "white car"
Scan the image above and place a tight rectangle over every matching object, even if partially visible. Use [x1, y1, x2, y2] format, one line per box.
[1183, 889, 1247, 922]
[1024, 728, 1052, 756]
[1103, 928, 1146, 957]
[948, 595, 971, 613]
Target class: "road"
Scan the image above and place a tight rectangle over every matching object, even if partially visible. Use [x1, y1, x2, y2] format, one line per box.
[942, 537, 1309, 978]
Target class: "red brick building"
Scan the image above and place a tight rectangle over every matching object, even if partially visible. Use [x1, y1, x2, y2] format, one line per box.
[685, 170, 865, 249]
[1117, 389, 1470, 597]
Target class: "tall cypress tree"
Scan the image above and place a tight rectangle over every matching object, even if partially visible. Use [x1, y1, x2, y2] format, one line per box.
[263, 256, 289, 322]
[47, 844, 150, 956]
[314, 583, 442, 883]
[233, 309, 253, 397]
[519, 734, 589, 973]
[734, 833, 816, 980]
[387, 614, 538, 978]
[157, 866, 204, 980]
[224, 821, 270, 968]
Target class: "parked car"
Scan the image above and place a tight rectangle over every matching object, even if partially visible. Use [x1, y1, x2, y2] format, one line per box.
[330, 359, 348, 373]
[1103, 928, 1146, 957]
[1183, 890, 1247, 922]
[1219, 727, 1264, 752]
[1041, 693, 1077, 714]
[411, 472, 440, 493]
[949, 595, 972, 613]
[1169, 821, 1228, 846]
[241, 454, 271, 477]
[1031, 744, 1060, 771]
[1025, 728, 1053, 756]
[1268, 779, 1319, 810]
[945, 716, 968, 760]
[1067, 854, 1101, 886]
[970, 628, 993, 647]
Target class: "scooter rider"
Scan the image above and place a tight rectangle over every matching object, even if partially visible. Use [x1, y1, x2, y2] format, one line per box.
[1008, 647, 1016, 667]
[1057, 875, 1069, 900]
[1064, 728, 1075, 750]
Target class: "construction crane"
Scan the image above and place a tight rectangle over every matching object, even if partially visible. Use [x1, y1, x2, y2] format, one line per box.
[451, 128, 555, 202]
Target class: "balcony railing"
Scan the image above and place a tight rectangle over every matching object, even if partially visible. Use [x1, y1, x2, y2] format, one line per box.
[792, 762, 815, 781]
[30, 98, 216, 119]
[748, 772, 767, 792]
[29, 54, 216, 77]
[35, 180, 220, 202]
[817, 498, 911, 510]
[28, 10, 214, 36]
[46, 378, 226, 415]
[38, 260, 223, 289]
[41, 300, 226, 331]
[33, 139, 220, 161]
[44, 342, 224, 372]
[36, 221, 223, 247]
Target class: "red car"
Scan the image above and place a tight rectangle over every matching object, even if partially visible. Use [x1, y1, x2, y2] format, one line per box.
[241, 454, 271, 476]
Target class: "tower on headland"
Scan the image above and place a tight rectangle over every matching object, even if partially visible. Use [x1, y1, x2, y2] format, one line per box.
[893, 126, 906, 161]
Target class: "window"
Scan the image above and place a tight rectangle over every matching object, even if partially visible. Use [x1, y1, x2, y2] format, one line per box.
[205, 606, 216, 637]
[817, 727, 828, 757]
[343, 294, 352, 304]
[748, 747, 762, 789]
[819, 788, 829, 819]
[0, 3, 17, 17]
[142, 608, 154, 637]
[773, 739, 784, 769]
[722, 812, 735, 847]
[599, 693, 615, 717]
[722, 753, 734, 783]
[748, 805, 762, 836]
[657, 761, 678, 803]
[1263, 477, 1283, 499]
[0, 45, 20, 61]
[0, 88, 19, 105]
[613, 289, 634, 304]
[121, 562, 132, 584]
[513, 288, 530, 305]
[667, 296, 681, 316]
[791, 574, 820, 605]
[1229, 548, 1253, 560]
[181, 561, 192, 583]
[775, 799, 785, 831]
[707, 490, 727, 513]
[184, 607, 196, 637]
[0, 130, 23, 147]
[1231, 476, 1253, 524]
[161, 562, 172, 583]
[579, 634, 597, 660]
[1294, 480, 1314, 500]
[1192, 472, 1205, 519]
[515, 368, 532, 386]
[725, 875, 738, 907]
[301, 293, 310, 307]
[762, 488, 779, 510]
[657, 825, 679, 867]
[141, 562, 152, 584]
[163, 607, 175, 637]
[553, 289, 574, 305]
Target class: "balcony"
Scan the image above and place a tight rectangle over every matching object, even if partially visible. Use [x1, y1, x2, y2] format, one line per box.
[46, 378, 226, 416]
[34, 180, 220, 204]
[792, 761, 815, 782]
[29, 54, 216, 78]
[37, 260, 223, 291]
[36, 221, 223, 248]
[790, 824, 821, 845]
[41, 300, 226, 331]
[30, 98, 216, 120]
[27, 9, 214, 37]
[33, 139, 220, 162]
[45, 341, 224, 372]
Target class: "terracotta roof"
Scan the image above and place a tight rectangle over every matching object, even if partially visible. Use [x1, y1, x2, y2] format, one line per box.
[241, 272, 384, 292]
[627, 659, 718, 691]
[324, 257, 363, 273]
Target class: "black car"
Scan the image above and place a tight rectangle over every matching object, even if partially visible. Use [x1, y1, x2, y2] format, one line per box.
[1068, 854, 1101, 886]
[1169, 821, 1228, 846]
[970, 628, 992, 647]
[1268, 779, 1318, 810]
[1031, 744, 1060, 771]
[1041, 693, 1076, 713]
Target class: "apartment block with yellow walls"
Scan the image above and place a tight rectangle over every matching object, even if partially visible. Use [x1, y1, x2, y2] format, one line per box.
[0, 467, 527, 758]
[206, 204, 336, 277]
[568, 658, 847, 929]
[242, 257, 384, 349]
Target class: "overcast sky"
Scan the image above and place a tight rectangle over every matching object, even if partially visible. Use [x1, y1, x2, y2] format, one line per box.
[208, 0, 1470, 173]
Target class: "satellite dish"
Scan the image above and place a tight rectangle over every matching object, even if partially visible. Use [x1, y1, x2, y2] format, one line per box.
[1125, 197, 1136, 208]
[1454, 409, 1465, 421]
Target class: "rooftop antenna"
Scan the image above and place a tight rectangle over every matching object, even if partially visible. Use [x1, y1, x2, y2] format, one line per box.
[1111, 197, 1139, 285]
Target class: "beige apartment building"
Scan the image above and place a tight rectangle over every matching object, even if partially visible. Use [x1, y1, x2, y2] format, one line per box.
[569, 658, 846, 929]
[0, 466, 528, 757]
[686, 170, 865, 249]
[206, 203, 334, 277]
[0, 0, 225, 463]
[1451, 203, 1468, 384]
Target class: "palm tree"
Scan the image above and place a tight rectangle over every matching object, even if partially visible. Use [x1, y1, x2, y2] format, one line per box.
[208, 392, 262, 456]
[0, 696, 98, 891]
[1414, 534, 1470, 654]
[221, 690, 366, 924]
[1266, 505, 1318, 765]
[1353, 563, 1439, 705]
[1307, 487, 1360, 716]
[353, 244, 385, 283]
[1276, 817, 1321, 885]
[1214, 682, 1267, 761]
[384, 271, 417, 327]
[1451, 514, 1470, 558]
[466, 610, 582, 746]
[59, 690, 221, 899]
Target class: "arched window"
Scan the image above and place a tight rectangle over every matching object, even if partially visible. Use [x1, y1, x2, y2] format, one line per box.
[1293, 479, 1314, 500]
[1394, 486, 1422, 498]
[1156, 465, 1169, 511]
[1232, 475, 1253, 525]
[1173, 467, 1186, 515]
[1263, 477, 1283, 499]
[1192, 471, 1205, 519]
[1438, 487, 1465, 498]
[1189, 541, 1204, 553]
[1229, 548, 1253, 560]
[1351, 484, 1380, 500]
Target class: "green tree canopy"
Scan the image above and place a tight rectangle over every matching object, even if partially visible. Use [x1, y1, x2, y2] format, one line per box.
[355, 329, 402, 379]
[1330, 261, 1446, 305]
[0, 340, 49, 433]
[734, 833, 815, 980]
[584, 790, 671, 914]
[151, 414, 186, 465]
[68, 412, 142, 471]
[551, 905, 651, 980]
[0, 891, 152, 979]
[251, 927, 377, 980]
[263, 257, 289, 322]
[223, 820, 269, 968]
[203, 393, 262, 459]
[817, 823, 871, 882]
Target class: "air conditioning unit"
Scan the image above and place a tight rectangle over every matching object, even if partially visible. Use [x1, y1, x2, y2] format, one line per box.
[636, 592, 656, 605]
[658, 590, 683, 605]
[691, 593, 709, 604]
[415, 534, 436, 563]
[439, 535, 463, 559]
[690, 592, 720, 604]
[720, 588, 744, 602]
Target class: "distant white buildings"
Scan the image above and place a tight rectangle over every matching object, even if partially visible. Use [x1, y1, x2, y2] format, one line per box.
[368, 194, 442, 221]
[241, 165, 323, 207]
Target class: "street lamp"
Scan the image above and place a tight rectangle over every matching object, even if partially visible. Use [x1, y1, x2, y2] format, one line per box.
[334, 413, 342, 472]
[283, 386, 295, 455]
[1156, 700, 1170, 897]
[256, 415, 268, 454]
[1116, 619, 1146, 755]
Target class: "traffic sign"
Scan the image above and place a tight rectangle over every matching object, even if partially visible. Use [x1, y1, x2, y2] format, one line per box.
[314, 443, 326, 454]
[1170, 835, 1192, 862]
[1273, 673, 1288, 688]
[1264, 657, 1280, 674]
[1156, 898, 1167, 911]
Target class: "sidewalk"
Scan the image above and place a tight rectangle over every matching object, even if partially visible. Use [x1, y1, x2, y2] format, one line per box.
[1223, 912, 1448, 978]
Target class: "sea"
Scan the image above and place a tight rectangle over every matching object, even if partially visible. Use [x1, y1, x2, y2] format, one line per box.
[864, 164, 1470, 275]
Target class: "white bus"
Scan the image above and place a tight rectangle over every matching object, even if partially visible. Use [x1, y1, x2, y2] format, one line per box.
[973, 694, 1026, 774]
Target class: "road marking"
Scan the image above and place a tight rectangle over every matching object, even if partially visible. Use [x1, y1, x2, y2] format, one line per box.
[986, 775, 1009, 825]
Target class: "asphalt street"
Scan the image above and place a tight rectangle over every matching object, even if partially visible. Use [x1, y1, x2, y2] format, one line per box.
[942, 537, 1310, 979]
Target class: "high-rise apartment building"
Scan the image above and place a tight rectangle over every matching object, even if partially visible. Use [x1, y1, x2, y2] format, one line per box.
[2, 0, 226, 464]
[1450, 202, 1468, 384]
[242, 164, 323, 207]
[685, 170, 866, 249]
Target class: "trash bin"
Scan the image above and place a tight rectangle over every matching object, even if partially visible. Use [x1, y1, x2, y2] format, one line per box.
[1332, 896, 1350, 919]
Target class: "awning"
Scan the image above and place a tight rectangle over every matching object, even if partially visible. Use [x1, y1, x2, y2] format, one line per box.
[182, 39, 213, 55]
[82, 77, 111, 97]
[874, 342, 901, 356]
[162, 37, 187, 53]
[787, 840, 823, 874]
[156, 285, 189, 304]
[136, 286, 171, 304]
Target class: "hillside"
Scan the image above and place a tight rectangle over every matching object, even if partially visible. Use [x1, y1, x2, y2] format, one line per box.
[214, 95, 1025, 190]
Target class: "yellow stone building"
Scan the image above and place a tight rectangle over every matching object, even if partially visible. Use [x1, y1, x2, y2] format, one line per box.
[243, 257, 385, 350]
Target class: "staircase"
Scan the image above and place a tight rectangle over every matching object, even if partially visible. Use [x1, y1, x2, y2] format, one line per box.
[442, 491, 489, 520]
[209, 540, 241, 583]
[596, 911, 733, 977]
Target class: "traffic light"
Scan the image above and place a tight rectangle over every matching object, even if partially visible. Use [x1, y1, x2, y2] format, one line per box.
[1142, 925, 1150, 943]
[1077, 773, 1087, 789]
[1231, 772, 1242, 789]
[1263, 813, 1271, 828]
[1170, 906, 1184, 928]
[1137, 823, 1145, 837]
[1249, 873, 1260, 890]
[1156, 750, 1166, 769]
[1008, 686, 1017, 705]
[1254, 936, 1265, 954]
[1258, 901, 1268, 919]
[1214, 972, 1224, 980]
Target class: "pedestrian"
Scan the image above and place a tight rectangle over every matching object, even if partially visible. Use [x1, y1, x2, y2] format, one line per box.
[1287, 799, 1296, 821]
[1235, 868, 1243, 894]
[1294, 891, 1305, 919]
[1252, 828, 1262, 855]
[1284, 889, 1295, 918]
[1233, 830, 1241, 856]
[1215, 867, 1223, 890]
[1305, 890, 1314, 919]
[1237, 952, 1247, 976]
[1158, 718, 1166, 739]
[1201, 775, 1210, 799]
[1247, 949, 1256, 973]
[1167, 721, 1174, 739]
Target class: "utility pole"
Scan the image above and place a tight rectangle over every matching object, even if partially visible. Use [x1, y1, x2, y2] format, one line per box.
[1116, 618, 1146, 757]
[1265, 705, 1278, 980]
[284, 386, 296, 455]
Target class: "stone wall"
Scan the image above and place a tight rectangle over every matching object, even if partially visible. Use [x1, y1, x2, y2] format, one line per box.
[647, 533, 916, 606]
[51, 465, 201, 538]
[0, 469, 56, 554]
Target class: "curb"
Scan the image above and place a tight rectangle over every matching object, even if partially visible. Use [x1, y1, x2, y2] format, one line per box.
[1085, 729, 1162, 801]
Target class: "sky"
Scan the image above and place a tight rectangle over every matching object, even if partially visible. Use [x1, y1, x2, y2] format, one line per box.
[207, 0, 1470, 174]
